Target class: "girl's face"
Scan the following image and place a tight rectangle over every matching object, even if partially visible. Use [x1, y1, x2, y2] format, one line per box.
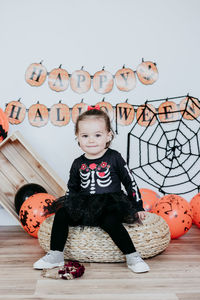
[77, 117, 111, 159]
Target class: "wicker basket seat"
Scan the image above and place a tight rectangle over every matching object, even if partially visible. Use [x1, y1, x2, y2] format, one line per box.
[38, 212, 170, 263]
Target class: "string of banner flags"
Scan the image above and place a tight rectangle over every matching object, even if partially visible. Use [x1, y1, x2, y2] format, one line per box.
[2, 60, 200, 128]
[24, 60, 159, 93]
[4, 95, 200, 128]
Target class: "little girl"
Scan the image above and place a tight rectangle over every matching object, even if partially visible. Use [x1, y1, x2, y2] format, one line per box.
[34, 106, 150, 273]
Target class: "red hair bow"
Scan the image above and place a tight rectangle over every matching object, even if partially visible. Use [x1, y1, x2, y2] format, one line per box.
[87, 105, 100, 111]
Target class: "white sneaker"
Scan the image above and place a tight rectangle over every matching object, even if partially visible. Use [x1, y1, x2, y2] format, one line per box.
[33, 250, 64, 269]
[126, 252, 150, 273]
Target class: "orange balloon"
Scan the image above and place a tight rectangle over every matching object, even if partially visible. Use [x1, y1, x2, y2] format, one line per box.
[152, 194, 193, 239]
[19, 193, 56, 238]
[0, 107, 9, 142]
[140, 188, 160, 212]
[190, 193, 200, 228]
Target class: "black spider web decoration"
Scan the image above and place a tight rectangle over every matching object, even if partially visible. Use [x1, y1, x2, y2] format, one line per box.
[127, 95, 200, 196]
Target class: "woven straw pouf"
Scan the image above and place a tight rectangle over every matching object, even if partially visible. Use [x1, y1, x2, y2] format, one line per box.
[38, 212, 170, 263]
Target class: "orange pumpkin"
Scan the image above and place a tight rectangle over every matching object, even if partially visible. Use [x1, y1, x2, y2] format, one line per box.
[96, 100, 114, 121]
[116, 101, 135, 125]
[180, 96, 200, 120]
[115, 67, 136, 91]
[136, 60, 158, 85]
[28, 102, 49, 127]
[158, 101, 179, 122]
[93, 69, 114, 94]
[0, 107, 9, 142]
[70, 69, 91, 94]
[25, 62, 47, 87]
[5, 99, 26, 125]
[136, 104, 157, 126]
[48, 65, 69, 92]
[71, 101, 88, 123]
[50, 101, 70, 126]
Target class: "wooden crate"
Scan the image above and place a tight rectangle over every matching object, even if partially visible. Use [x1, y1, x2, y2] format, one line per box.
[0, 131, 67, 224]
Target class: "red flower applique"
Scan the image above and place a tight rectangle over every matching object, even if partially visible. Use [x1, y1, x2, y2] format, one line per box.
[100, 162, 107, 168]
[89, 163, 97, 170]
[80, 164, 87, 170]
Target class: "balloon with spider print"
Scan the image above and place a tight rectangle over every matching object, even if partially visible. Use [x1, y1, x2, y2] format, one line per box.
[19, 193, 56, 238]
[152, 194, 193, 239]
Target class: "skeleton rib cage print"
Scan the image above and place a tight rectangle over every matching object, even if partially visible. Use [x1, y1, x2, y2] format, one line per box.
[80, 162, 112, 194]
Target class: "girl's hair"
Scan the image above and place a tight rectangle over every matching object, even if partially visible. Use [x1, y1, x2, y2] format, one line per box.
[75, 109, 114, 148]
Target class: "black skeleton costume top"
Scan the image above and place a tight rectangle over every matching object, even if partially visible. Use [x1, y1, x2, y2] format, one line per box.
[60, 148, 144, 226]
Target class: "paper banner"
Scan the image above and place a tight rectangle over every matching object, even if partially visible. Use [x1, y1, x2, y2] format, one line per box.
[4, 96, 200, 127]
[25, 60, 159, 94]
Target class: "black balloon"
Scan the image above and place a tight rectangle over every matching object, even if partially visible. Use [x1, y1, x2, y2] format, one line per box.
[14, 183, 47, 215]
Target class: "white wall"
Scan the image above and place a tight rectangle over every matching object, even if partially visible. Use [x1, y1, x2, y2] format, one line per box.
[0, 0, 200, 225]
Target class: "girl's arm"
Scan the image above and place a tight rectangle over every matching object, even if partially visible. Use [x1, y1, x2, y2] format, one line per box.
[115, 152, 144, 212]
[67, 159, 81, 196]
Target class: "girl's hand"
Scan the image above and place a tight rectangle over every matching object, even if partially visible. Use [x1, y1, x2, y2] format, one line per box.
[137, 211, 146, 221]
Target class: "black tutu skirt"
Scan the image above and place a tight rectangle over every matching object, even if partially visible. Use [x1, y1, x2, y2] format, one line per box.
[50, 191, 139, 226]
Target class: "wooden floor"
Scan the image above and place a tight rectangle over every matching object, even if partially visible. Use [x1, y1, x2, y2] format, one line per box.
[0, 225, 200, 300]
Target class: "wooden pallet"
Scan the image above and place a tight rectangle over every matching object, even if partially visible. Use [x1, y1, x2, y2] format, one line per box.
[0, 131, 67, 224]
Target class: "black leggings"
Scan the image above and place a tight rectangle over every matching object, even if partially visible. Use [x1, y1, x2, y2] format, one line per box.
[50, 207, 136, 255]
